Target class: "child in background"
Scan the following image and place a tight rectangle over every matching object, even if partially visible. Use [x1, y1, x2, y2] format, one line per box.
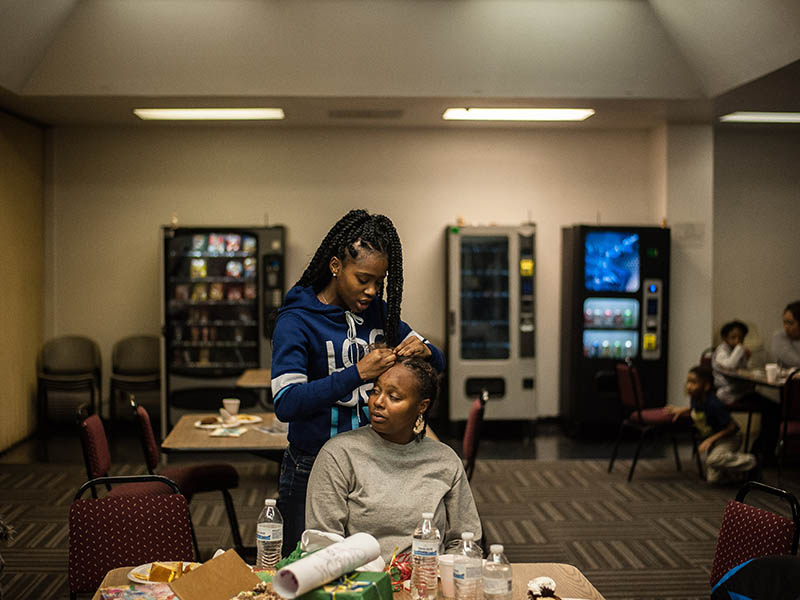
[711, 320, 780, 465]
[666, 366, 756, 484]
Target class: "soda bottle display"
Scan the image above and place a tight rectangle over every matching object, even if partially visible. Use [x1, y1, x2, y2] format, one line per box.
[256, 498, 283, 572]
[454, 532, 483, 600]
[482, 544, 512, 600]
[410, 512, 441, 600]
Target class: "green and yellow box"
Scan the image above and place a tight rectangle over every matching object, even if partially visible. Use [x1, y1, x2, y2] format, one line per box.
[257, 571, 392, 600]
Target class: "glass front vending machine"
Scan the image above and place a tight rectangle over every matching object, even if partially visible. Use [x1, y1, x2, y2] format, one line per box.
[160, 225, 286, 434]
[559, 225, 670, 432]
[446, 224, 537, 421]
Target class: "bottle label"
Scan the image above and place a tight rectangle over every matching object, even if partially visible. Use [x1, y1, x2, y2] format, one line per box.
[483, 577, 512, 594]
[453, 560, 482, 580]
[412, 539, 439, 557]
[257, 523, 283, 542]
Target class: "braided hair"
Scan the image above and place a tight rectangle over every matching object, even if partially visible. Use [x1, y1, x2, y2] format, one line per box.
[396, 355, 440, 442]
[297, 209, 404, 344]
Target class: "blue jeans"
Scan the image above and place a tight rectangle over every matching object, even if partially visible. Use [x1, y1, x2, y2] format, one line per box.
[277, 444, 317, 557]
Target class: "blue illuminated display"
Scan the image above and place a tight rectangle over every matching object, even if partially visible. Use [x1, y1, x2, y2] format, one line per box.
[584, 232, 640, 292]
[649, 284, 657, 293]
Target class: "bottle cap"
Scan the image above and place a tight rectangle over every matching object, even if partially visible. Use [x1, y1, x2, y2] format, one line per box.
[490, 544, 504, 553]
[461, 532, 474, 540]
[422, 512, 434, 519]
[265, 498, 276, 506]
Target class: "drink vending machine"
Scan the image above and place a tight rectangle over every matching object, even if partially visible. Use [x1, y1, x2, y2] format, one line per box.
[559, 225, 670, 431]
[446, 224, 537, 421]
[160, 225, 285, 432]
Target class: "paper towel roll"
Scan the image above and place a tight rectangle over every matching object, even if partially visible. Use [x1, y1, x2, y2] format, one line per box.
[272, 532, 381, 599]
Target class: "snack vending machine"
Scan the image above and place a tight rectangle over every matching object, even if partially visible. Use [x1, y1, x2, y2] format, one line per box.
[446, 224, 537, 421]
[559, 225, 670, 430]
[160, 225, 285, 431]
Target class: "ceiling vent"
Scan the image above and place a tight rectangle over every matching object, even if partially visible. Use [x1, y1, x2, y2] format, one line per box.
[328, 109, 404, 120]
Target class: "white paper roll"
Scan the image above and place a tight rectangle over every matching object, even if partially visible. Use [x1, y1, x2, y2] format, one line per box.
[272, 532, 381, 599]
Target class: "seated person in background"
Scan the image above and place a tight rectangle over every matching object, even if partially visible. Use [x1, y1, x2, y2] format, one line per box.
[666, 365, 756, 484]
[711, 320, 780, 466]
[771, 300, 800, 368]
[306, 356, 481, 561]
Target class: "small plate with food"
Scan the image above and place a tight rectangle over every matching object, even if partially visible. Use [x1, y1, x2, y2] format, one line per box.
[194, 416, 240, 429]
[128, 561, 201, 584]
[234, 414, 263, 424]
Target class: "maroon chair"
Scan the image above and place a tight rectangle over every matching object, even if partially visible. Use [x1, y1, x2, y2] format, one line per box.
[778, 369, 800, 477]
[709, 480, 800, 588]
[131, 399, 245, 553]
[68, 475, 195, 599]
[462, 390, 487, 481]
[608, 359, 702, 482]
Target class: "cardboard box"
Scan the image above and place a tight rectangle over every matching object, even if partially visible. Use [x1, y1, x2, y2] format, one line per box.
[169, 549, 262, 600]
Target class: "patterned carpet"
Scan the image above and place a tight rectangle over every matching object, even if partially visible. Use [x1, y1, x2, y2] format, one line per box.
[1, 458, 799, 600]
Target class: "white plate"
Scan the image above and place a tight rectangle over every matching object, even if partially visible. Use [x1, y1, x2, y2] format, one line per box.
[128, 562, 201, 584]
[194, 417, 240, 429]
[234, 414, 263, 424]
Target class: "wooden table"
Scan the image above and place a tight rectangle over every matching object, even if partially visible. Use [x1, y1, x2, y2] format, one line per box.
[236, 368, 271, 389]
[93, 562, 604, 600]
[720, 367, 792, 389]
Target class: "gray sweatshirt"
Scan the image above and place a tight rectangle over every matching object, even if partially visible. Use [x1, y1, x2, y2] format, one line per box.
[306, 425, 482, 561]
[771, 330, 800, 368]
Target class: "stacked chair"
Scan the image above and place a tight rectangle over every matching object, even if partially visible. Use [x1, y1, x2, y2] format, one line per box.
[109, 335, 161, 421]
[462, 389, 488, 482]
[38, 336, 101, 428]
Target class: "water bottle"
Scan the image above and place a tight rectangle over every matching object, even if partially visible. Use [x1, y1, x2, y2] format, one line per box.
[483, 544, 512, 600]
[411, 512, 441, 600]
[256, 498, 283, 572]
[454, 532, 483, 600]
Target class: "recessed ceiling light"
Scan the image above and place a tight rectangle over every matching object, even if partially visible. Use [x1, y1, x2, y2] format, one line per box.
[133, 108, 285, 121]
[442, 108, 595, 121]
[719, 111, 800, 123]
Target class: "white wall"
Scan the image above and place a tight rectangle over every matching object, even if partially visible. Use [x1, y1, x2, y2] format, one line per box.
[713, 129, 800, 364]
[48, 125, 659, 418]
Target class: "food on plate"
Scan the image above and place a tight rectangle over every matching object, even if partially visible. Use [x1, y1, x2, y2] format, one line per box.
[231, 580, 282, 600]
[200, 416, 219, 425]
[527, 576, 558, 599]
[129, 561, 199, 583]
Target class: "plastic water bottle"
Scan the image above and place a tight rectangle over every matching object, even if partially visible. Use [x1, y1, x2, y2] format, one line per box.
[411, 512, 441, 600]
[454, 532, 483, 600]
[483, 544, 512, 600]
[256, 498, 283, 572]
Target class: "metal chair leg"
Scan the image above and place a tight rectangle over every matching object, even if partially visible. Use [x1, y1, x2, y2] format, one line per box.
[221, 488, 244, 553]
[671, 435, 682, 471]
[608, 424, 625, 473]
[628, 430, 646, 482]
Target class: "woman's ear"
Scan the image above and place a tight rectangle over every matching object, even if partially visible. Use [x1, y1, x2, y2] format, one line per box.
[419, 398, 431, 415]
[329, 256, 342, 278]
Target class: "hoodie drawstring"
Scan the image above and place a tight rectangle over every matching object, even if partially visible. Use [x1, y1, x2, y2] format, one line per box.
[345, 311, 365, 365]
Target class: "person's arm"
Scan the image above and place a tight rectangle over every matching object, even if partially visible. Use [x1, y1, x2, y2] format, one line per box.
[271, 313, 364, 422]
[713, 343, 747, 371]
[305, 447, 350, 538]
[664, 405, 690, 421]
[395, 320, 446, 372]
[442, 465, 482, 549]
[698, 420, 737, 454]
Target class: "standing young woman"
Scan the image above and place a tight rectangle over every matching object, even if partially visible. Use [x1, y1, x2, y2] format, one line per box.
[270, 209, 445, 555]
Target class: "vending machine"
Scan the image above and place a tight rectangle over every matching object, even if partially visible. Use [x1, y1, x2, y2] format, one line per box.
[446, 224, 537, 421]
[559, 225, 670, 430]
[160, 225, 286, 431]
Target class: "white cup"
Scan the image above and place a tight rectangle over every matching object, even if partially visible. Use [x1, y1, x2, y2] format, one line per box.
[438, 554, 455, 598]
[222, 398, 240, 415]
[765, 363, 779, 384]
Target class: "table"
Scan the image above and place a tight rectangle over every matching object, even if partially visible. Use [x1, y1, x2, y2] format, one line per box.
[236, 368, 271, 389]
[161, 412, 288, 461]
[719, 367, 791, 389]
[93, 562, 605, 600]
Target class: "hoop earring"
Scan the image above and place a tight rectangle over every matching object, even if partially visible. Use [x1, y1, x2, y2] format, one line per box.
[413, 414, 425, 435]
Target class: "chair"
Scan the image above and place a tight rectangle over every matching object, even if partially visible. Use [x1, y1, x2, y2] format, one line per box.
[709, 480, 800, 588]
[608, 359, 703, 482]
[131, 398, 245, 554]
[778, 368, 800, 476]
[462, 390, 488, 481]
[109, 335, 161, 422]
[68, 475, 196, 599]
[38, 335, 101, 427]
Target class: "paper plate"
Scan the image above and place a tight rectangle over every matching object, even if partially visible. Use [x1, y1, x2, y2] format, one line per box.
[194, 417, 240, 429]
[128, 562, 201, 584]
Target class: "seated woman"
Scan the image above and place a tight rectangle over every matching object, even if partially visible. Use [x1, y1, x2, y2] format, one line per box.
[305, 356, 482, 561]
[771, 300, 800, 368]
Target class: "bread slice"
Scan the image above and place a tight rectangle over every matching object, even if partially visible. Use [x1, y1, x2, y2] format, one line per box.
[148, 561, 183, 582]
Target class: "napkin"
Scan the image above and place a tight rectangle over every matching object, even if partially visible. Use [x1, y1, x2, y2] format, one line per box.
[210, 426, 247, 437]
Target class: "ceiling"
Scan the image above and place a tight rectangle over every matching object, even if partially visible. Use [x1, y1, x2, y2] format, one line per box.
[1, 0, 799, 129]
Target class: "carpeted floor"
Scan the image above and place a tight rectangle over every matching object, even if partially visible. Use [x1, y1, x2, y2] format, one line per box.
[1, 457, 799, 600]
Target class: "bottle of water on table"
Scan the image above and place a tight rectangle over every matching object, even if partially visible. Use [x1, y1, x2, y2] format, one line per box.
[454, 532, 483, 600]
[256, 498, 283, 572]
[411, 512, 441, 600]
[483, 544, 512, 600]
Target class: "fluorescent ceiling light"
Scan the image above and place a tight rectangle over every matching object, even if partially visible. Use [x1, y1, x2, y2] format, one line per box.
[443, 107, 595, 121]
[133, 108, 285, 120]
[719, 111, 800, 123]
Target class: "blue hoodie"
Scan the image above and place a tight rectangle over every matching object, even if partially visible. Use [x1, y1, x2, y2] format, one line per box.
[271, 285, 445, 455]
